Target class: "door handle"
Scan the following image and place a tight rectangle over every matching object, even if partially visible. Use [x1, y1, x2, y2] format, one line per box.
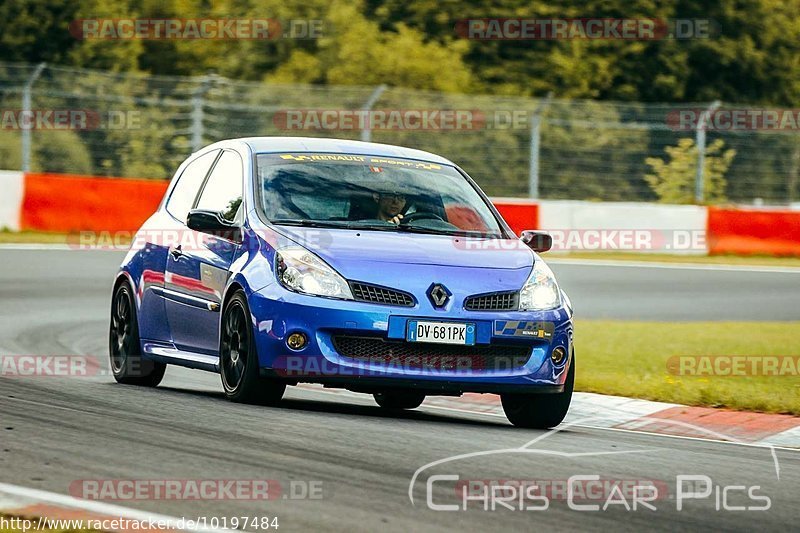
[170, 245, 183, 260]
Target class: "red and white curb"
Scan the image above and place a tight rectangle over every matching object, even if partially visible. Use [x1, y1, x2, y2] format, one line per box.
[298, 385, 800, 449]
[0, 482, 226, 533]
[429, 392, 800, 448]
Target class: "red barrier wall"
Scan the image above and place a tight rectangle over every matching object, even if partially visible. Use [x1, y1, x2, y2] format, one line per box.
[19, 172, 800, 258]
[21, 173, 168, 232]
[492, 200, 539, 236]
[707, 207, 800, 257]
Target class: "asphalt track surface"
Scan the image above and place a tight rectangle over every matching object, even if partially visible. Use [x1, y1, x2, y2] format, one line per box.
[1, 249, 799, 532]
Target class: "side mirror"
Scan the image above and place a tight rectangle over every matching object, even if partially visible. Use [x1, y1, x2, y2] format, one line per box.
[520, 230, 552, 253]
[187, 209, 241, 242]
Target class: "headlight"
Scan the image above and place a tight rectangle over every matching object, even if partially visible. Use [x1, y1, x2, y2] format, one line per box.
[275, 246, 353, 300]
[519, 260, 562, 311]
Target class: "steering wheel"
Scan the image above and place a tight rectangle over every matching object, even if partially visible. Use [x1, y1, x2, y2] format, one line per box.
[399, 212, 445, 224]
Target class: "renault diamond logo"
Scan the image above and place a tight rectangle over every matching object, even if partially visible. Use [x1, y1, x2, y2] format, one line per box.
[427, 283, 451, 308]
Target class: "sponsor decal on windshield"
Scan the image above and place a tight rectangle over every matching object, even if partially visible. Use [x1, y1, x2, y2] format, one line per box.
[279, 154, 367, 162]
[275, 153, 442, 170]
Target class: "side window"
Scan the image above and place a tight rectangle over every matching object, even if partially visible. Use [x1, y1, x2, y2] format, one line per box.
[166, 150, 219, 223]
[196, 151, 244, 222]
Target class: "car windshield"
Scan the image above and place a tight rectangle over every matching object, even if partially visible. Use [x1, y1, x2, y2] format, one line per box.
[256, 153, 504, 237]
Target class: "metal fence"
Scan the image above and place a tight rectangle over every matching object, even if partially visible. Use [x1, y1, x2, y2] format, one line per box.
[1, 61, 798, 205]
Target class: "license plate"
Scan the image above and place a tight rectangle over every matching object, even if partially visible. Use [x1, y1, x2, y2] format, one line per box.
[406, 321, 476, 345]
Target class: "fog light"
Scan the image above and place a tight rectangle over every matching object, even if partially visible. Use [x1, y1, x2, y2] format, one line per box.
[287, 332, 308, 350]
[551, 346, 567, 365]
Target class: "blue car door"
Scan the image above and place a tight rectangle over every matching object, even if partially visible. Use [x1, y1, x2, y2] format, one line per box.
[141, 149, 220, 344]
[164, 150, 244, 355]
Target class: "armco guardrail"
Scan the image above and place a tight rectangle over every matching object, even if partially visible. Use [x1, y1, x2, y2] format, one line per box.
[1, 170, 799, 256]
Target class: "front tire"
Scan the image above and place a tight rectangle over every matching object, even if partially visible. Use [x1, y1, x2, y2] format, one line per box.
[220, 291, 285, 405]
[109, 281, 166, 387]
[374, 391, 426, 410]
[501, 356, 574, 429]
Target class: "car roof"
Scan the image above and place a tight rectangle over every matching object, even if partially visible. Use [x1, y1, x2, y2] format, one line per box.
[219, 136, 455, 166]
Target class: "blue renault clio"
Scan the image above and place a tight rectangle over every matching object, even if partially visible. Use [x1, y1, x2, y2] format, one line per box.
[110, 137, 574, 428]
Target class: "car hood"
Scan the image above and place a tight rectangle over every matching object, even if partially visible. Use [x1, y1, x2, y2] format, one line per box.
[274, 226, 535, 271]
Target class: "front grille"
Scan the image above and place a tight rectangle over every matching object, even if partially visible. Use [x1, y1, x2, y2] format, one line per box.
[464, 291, 519, 311]
[332, 335, 531, 371]
[350, 282, 414, 307]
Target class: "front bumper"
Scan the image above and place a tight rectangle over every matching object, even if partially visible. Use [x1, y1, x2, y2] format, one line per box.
[249, 284, 574, 394]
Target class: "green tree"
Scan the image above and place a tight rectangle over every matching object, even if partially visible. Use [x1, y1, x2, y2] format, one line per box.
[66, 0, 144, 72]
[3, 0, 800, 106]
[0, 0, 79, 63]
[269, 0, 472, 92]
[645, 137, 736, 204]
[366, 0, 800, 104]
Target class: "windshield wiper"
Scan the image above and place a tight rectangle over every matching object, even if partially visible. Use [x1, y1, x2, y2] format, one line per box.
[393, 225, 455, 236]
[270, 219, 406, 233]
[350, 224, 481, 237]
[332, 222, 455, 235]
[269, 219, 351, 228]
[270, 219, 498, 238]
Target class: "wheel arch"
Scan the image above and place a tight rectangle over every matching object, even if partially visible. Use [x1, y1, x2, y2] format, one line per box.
[113, 270, 140, 310]
[219, 279, 249, 350]
[222, 280, 247, 311]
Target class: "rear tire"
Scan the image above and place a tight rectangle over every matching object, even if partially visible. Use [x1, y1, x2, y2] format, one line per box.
[374, 391, 426, 410]
[501, 356, 574, 429]
[220, 291, 285, 405]
[109, 281, 166, 387]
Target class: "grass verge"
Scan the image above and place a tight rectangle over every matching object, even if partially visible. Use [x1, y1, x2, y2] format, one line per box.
[574, 320, 800, 415]
[0, 230, 72, 244]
